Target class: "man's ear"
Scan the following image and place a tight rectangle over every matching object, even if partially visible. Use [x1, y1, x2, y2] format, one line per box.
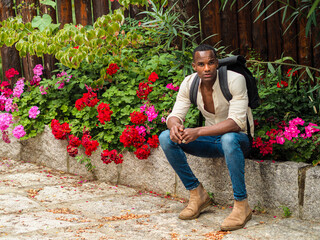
[192, 62, 196, 71]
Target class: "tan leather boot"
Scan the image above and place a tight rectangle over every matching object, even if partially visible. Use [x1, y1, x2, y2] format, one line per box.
[179, 183, 213, 220]
[220, 199, 252, 231]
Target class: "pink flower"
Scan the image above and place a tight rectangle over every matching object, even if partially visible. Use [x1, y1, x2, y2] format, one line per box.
[5, 98, 13, 112]
[305, 123, 319, 137]
[161, 117, 166, 123]
[12, 125, 26, 139]
[31, 75, 41, 86]
[0, 113, 13, 131]
[276, 136, 285, 145]
[33, 64, 43, 76]
[39, 86, 47, 95]
[289, 117, 304, 126]
[29, 106, 40, 119]
[135, 126, 146, 137]
[166, 83, 179, 91]
[140, 104, 146, 113]
[145, 105, 158, 122]
[13, 78, 25, 98]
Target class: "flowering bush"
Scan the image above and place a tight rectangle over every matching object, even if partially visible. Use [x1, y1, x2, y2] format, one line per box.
[252, 117, 320, 165]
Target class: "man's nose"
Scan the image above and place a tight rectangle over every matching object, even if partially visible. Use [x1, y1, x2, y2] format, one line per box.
[204, 64, 210, 71]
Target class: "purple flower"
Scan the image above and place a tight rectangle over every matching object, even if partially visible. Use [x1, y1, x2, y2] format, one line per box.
[28, 106, 40, 119]
[12, 125, 26, 139]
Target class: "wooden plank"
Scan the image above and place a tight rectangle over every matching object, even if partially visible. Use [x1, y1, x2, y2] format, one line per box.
[0, 0, 22, 86]
[281, 0, 297, 73]
[311, 16, 320, 78]
[251, 0, 268, 60]
[56, 0, 73, 27]
[237, 0, 252, 57]
[92, 0, 109, 22]
[297, 17, 312, 68]
[220, 1, 239, 53]
[184, 0, 200, 44]
[265, 0, 282, 61]
[129, 4, 146, 20]
[74, 0, 93, 26]
[40, 3, 57, 79]
[16, 0, 42, 83]
[199, 0, 221, 47]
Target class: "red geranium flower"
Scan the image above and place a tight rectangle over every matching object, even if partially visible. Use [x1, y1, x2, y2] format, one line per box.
[136, 82, 153, 100]
[130, 111, 147, 125]
[101, 149, 123, 165]
[106, 63, 120, 76]
[134, 144, 151, 159]
[51, 119, 71, 140]
[97, 103, 113, 124]
[5, 68, 19, 81]
[148, 72, 159, 83]
[147, 135, 159, 148]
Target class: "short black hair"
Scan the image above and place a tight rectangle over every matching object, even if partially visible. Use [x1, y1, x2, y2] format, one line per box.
[193, 44, 217, 60]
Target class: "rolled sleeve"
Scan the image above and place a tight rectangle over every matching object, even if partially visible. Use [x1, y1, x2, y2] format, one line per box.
[227, 74, 248, 130]
[166, 75, 193, 124]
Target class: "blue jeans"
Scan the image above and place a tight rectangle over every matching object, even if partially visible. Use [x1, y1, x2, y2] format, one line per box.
[159, 130, 251, 201]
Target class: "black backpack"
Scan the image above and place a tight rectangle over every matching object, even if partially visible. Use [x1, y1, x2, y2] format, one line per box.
[189, 55, 260, 136]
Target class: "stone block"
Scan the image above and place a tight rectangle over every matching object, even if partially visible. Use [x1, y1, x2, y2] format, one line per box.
[90, 146, 119, 184]
[245, 160, 308, 216]
[302, 166, 320, 221]
[0, 127, 21, 160]
[119, 148, 176, 196]
[20, 125, 68, 172]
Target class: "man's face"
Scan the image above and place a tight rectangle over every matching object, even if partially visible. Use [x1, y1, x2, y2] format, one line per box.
[192, 50, 218, 83]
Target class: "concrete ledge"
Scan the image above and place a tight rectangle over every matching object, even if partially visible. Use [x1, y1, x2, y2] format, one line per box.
[0, 125, 319, 221]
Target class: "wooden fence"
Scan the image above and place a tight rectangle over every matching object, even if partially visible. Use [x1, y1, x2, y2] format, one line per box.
[0, 0, 319, 84]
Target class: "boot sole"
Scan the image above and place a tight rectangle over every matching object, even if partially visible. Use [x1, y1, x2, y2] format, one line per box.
[220, 211, 253, 231]
[179, 198, 213, 220]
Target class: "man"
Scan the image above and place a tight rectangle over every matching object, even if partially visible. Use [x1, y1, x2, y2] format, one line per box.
[159, 44, 254, 231]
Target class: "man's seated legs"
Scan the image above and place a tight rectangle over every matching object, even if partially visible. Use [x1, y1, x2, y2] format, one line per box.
[220, 132, 252, 231]
[159, 129, 214, 220]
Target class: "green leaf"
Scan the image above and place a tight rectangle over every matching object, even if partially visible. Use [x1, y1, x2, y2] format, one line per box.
[307, 0, 320, 18]
[40, 0, 56, 9]
[32, 14, 52, 31]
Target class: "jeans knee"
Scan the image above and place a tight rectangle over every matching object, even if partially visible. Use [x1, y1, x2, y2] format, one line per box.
[221, 132, 240, 154]
[159, 129, 171, 150]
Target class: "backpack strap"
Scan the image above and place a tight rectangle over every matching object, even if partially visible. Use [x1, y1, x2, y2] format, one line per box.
[218, 65, 232, 102]
[189, 74, 200, 105]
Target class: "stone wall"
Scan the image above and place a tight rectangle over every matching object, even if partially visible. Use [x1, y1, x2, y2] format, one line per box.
[1, 125, 319, 221]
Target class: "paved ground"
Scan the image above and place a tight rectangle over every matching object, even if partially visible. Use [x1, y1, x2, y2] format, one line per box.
[0, 157, 320, 240]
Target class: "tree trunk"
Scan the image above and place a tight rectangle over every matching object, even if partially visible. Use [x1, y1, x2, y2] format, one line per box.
[0, 0, 22, 87]
[40, 3, 57, 79]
